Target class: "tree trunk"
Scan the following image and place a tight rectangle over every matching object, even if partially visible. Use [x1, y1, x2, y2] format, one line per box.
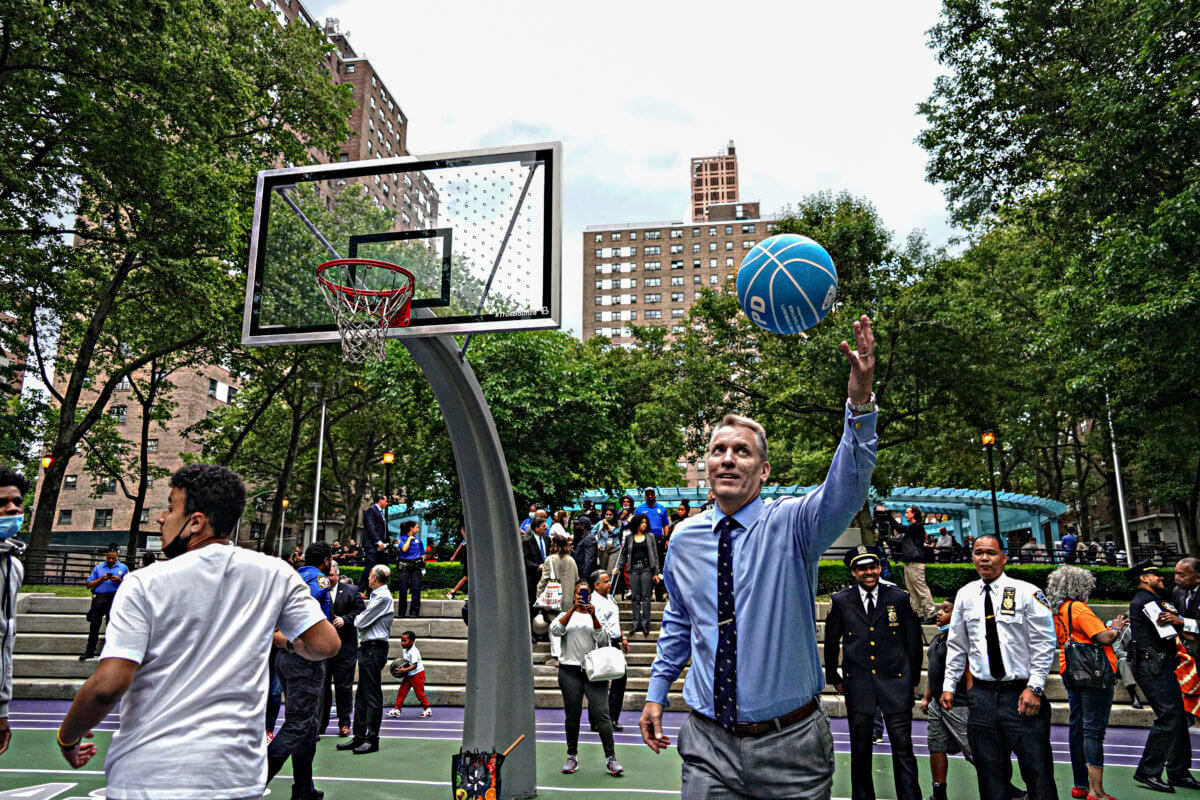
[1174, 501, 1200, 556]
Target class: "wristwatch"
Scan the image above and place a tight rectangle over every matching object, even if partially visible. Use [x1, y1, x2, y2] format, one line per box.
[1027, 686, 1045, 699]
[847, 393, 877, 414]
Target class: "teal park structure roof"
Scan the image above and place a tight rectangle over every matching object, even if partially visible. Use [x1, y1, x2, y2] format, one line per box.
[577, 485, 1070, 546]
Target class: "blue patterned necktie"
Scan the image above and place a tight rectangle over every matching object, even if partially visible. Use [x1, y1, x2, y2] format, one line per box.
[713, 515, 739, 731]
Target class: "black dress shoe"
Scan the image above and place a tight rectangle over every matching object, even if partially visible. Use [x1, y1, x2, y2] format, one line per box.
[1135, 773, 1177, 793]
[336, 738, 364, 751]
[1171, 776, 1200, 790]
[611, 723, 624, 731]
[352, 739, 379, 754]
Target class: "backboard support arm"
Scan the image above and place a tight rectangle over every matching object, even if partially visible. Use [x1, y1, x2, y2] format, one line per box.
[274, 186, 341, 260]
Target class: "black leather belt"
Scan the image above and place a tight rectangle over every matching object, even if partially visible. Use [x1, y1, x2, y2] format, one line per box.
[973, 679, 1027, 691]
[698, 697, 820, 738]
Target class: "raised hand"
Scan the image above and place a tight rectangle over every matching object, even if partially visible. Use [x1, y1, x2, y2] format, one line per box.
[839, 315, 875, 405]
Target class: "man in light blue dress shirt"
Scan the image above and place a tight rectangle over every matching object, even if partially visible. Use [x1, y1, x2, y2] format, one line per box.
[640, 315, 878, 799]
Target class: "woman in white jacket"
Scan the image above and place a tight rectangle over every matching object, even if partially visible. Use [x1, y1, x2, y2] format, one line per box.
[550, 580, 623, 778]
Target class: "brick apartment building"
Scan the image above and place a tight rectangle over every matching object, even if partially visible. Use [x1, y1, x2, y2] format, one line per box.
[691, 140, 740, 222]
[32, 366, 240, 547]
[31, 0, 433, 546]
[583, 200, 777, 347]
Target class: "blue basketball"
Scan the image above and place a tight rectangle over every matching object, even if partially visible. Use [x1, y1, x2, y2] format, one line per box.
[736, 233, 838, 335]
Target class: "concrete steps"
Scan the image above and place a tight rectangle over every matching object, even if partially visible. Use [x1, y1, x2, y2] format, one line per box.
[10, 593, 1156, 725]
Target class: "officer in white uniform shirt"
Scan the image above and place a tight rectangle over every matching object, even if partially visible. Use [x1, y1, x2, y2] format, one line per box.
[941, 533, 1057, 800]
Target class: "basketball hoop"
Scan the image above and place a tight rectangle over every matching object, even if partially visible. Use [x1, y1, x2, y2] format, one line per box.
[316, 258, 415, 362]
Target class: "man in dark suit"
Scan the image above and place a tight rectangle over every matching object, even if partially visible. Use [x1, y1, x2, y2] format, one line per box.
[322, 561, 365, 737]
[1172, 557, 1200, 659]
[572, 518, 597, 580]
[825, 545, 924, 800]
[522, 517, 550, 637]
[359, 495, 388, 590]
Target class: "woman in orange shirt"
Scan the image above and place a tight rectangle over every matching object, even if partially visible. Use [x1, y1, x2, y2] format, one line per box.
[1047, 566, 1129, 800]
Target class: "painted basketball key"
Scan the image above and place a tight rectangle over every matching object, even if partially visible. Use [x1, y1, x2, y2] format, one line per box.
[736, 233, 838, 335]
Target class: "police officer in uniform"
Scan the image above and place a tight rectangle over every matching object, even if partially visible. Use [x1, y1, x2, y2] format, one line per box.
[268, 542, 333, 800]
[941, 533, 1057, 800]
[825, 545, 923, 800]
[1127, 560, 1200, 793]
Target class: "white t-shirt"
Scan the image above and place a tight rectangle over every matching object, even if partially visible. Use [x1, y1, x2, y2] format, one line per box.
[100, 543, 325, 800]
[401, 643, 424, 676]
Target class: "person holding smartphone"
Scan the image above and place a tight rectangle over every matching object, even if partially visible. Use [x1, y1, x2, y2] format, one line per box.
[80, 544, 128, 661]
[550, 580, 623, 777]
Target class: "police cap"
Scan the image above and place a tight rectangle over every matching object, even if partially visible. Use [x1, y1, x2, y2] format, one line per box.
[844, 545, 881, 570]
[1125, 559, 1159, 584]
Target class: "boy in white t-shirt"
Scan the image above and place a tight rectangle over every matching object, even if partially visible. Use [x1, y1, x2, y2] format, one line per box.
[55, 465, 341, 800]
[386, 630, 432, 718]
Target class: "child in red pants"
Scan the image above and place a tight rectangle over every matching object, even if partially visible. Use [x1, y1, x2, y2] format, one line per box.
[386, 631, 431, 718]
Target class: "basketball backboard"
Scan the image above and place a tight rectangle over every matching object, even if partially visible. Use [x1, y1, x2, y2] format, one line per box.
[241, 142, 561, 346]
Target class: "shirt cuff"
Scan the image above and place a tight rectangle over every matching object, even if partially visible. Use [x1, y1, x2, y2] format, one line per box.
[844, 405, 878, 440]
[1185, 618, 1198, 635]
[646, 676, 673, 707]
[1027, 676, 1046, 692]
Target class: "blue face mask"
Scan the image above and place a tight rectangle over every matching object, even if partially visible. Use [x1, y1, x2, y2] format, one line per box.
[939, 623, 950, 632]
[0, 515, 23, 539]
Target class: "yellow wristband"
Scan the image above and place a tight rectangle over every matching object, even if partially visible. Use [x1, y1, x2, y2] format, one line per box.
[56, 729, 80, 749]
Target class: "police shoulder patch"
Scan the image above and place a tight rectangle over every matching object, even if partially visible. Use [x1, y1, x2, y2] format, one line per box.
[1032, 590, 1050, 608]
[317, 576, 331, 589]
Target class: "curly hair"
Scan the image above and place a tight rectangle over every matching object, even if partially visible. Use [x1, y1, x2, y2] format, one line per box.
[169, 464, 246, 536]
[0, 467, 29, 496]
[1047, 565, 1097, 609]
[304, 540, 332, 568]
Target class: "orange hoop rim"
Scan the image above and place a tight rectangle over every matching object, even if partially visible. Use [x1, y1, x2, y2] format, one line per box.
[315, 257, 416, 299]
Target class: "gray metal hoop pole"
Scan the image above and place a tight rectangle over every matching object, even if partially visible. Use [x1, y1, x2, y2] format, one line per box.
[401, 331, 537, 799]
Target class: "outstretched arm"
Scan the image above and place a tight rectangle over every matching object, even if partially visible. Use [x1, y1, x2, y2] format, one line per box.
[58, 658, 138, 767]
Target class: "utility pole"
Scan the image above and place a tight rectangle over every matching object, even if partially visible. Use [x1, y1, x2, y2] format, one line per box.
[982, 432, 1003, 544]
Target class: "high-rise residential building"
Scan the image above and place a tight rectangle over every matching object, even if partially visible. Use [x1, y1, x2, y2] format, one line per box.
[31, 0, 429, 545]
[691, 140, 739, 222]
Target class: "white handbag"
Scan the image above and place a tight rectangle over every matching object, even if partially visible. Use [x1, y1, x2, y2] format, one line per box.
[584, 645, 626, 682]
[536, 560, 563, 610]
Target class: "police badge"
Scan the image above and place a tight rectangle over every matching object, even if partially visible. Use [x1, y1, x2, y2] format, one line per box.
[1000, 586, 1017, 615]
[887, 605, 899, 627]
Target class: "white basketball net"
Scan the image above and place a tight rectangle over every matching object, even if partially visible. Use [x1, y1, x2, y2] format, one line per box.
[317, 274, 413, 363]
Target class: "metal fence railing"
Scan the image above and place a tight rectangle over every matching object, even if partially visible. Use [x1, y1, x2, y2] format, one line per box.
[21, 548, 117, 586]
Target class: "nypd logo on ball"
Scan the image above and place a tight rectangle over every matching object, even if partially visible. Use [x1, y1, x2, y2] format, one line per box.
[736, 233, 838, 335]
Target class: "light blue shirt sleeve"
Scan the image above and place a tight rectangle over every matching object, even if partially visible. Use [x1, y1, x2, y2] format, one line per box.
[789, 407, 878, 562]
[647, 565, 692, 706]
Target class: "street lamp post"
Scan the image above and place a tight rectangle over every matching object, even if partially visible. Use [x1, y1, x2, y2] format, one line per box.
[310, 385, 328, 548]
[278, 497, 289, 559]
[981, 432, 1003, 544]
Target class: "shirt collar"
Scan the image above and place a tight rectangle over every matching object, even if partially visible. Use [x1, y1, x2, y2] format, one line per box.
[712, 495, 764, 534]
[979, 572, 1012, 594]
[858, 584, 876, 602]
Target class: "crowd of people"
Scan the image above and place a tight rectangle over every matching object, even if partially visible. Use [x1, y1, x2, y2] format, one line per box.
[0, 314, 1193, 799]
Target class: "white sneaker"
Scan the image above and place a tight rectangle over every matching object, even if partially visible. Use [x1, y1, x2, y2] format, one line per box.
[385, 708, 402, 719]
[420, 708, 432, 718]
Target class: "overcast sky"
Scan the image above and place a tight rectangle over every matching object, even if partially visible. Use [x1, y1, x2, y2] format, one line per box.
[304, 0, 956, 337]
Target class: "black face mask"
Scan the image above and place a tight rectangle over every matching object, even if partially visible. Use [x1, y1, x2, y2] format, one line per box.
[163, 518, 192, 559]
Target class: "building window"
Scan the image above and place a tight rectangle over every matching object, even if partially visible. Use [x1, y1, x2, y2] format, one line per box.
[646, 310, 662, 319]
[709, 227, 717, 236]
[693, 275, 701, 284]
[645, 231, 661, 239]
[594, 312, 603, 322]
[672, 308, 685, 318]
[116, 376, 131, 391]
[94, 509, 113, 529]
[209, 378, 218, 398]
[645, 262, 660, 271]
[725, 225, 733, 234]
[709, 242, 717, 252]
[692, 243, 700, 253]
[594, 249, 602, 258]
[692, 228, 700, 236]
[595, 280, 603, 289]
[742, 224, 755, 234]
[726, 257, 735, 267]
[611, 233, 621, 241]
[644, 246, 661, 255]
[711, 275, 719, 284]
[139, 509, 150, 524]
[693, 259, 701, 268]
[629, 232, 637, 240]
[100, 477, 117, 494]
[709, 258, 717, 267]
[670, 244, 683, 254]
[724, 241, 733, 251]
[58, 509, 72, 524]
[345, 64, 356, 73]
[147, 438, 158, 453]
[695, 291, 703, 299]
[743, 240, 754, 249]
[64, 475, 77, 490]
[629, 311, 637, 320]
[670, 229, 683, 238]
[671, 292, 684, 302]
[672, 325, 685, 333]
[111, 406, 127, 425]
[644, 294, 661, 303]
[629, 247, 638, 255]
[645, 277, 661, 287]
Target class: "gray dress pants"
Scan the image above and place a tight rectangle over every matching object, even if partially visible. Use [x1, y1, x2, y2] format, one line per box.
[677, 707, 834, 799]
